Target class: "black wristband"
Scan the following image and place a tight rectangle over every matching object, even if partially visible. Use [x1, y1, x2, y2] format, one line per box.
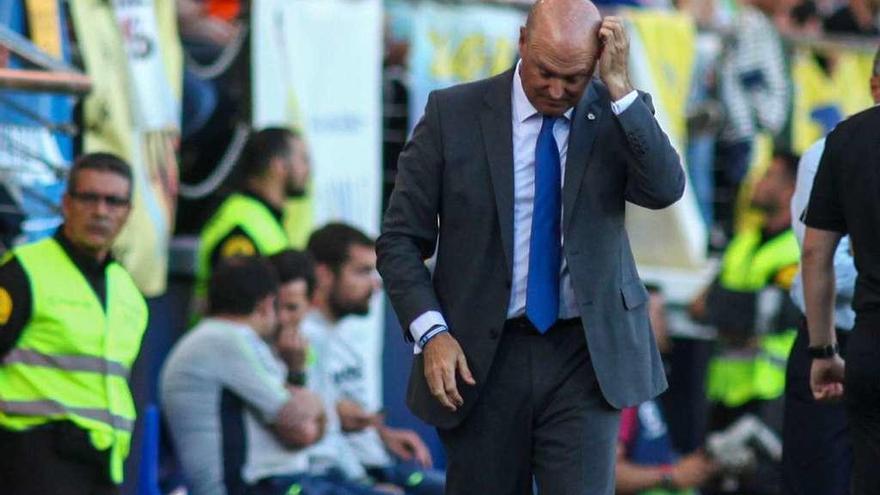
[808, 342, 839, 359]
[287, 370, 307, 386]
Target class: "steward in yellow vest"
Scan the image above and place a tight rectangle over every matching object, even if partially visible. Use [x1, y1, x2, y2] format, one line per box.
[0, 153, 147, 493]
[195, 127, 309, 300]
[691, 152, 801, 431]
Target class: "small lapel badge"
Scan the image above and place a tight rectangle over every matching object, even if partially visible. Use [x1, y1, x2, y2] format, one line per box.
[587, 112, 596, 121]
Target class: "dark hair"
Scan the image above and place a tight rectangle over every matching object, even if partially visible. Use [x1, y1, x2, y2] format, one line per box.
[268, 249, 317, 298]
[306, 223, 374, 273]
[773, 150, 800, 182]
[237, 127, 299, 181]
[67, 152, 133, 198]
[208, 256, 279, 316]
[790, 0, 818, 27]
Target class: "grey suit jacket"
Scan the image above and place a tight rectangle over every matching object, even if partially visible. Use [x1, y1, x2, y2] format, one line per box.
[377, 68, 685, 429]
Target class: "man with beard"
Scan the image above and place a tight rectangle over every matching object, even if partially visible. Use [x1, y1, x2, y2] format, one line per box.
[195, 127, 310, 299]
[303, 223, 445, 495]
[689, 151, 801, 494]
[0, 153, 148, 494]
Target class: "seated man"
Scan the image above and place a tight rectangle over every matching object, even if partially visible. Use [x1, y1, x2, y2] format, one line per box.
[161, 257, 325, 495]
[266, 250, 402, 495]
[304, 224, 445, 494]
[616, 287, 718, 494]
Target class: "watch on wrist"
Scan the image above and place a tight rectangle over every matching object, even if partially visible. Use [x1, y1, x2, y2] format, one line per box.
[808, 342, 839, 359]
[287, 370, 307, 386]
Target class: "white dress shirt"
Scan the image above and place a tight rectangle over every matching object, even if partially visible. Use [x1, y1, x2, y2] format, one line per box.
[410, 62, 638, 351]
[789, 138, 856, 331]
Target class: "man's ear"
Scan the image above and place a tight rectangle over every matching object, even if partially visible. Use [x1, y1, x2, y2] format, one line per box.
[270, 156, 287, 180]
[257, 294, 276, 318]
[315, 263, 334, 290]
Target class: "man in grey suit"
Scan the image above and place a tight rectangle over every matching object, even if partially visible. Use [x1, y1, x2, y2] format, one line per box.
[376, 0, 685, 493]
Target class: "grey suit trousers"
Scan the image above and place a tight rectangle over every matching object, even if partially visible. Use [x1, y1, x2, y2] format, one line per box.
[437, 318, 620, 495]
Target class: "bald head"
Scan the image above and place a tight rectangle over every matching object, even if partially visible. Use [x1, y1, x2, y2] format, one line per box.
[525, 0, 602, 51]
[518, 0, 602, 116]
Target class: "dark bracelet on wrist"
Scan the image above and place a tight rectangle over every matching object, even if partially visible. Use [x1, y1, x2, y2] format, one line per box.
[419, 324, 448, 349]
[287, 370, 307, 386]
[808, 342, 839, 359]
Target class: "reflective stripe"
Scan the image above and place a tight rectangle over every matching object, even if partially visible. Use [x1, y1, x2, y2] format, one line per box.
[760, 352, 788, 369]
[2, 349, 129, 378]
[0, 399, 135, 432]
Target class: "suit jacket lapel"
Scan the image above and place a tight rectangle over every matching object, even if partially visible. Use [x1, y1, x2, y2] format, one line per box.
[480, 69, 516, 277]
[563, 81, 604, 232]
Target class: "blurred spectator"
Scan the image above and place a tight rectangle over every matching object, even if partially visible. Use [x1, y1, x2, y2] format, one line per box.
[715, 0, 795, 237]
[303, 223, 445, 495]
[0, 154, 147, 493]
[824, 0, 880, 35]
[194, 128, 309, 303]
[615, 287, 719, 494]
[676, 0, 725, 27]
[691, 151, 802, 494]
[243, 249, 395, 495]
[160, 257, 327, 495]
[269, 250, 316, 388]
[788, 0, 826, 35]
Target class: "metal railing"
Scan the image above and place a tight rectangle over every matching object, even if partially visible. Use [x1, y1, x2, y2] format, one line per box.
[0, 24, 91, 95]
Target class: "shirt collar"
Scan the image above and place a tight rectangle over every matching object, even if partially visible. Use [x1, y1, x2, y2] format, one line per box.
[512, 59, 574, 124]
[240, 189, 284, 222]
[54, 226, 113, 275]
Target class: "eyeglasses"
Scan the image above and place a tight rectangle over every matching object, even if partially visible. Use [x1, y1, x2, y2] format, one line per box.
[69, 191, 131, 208]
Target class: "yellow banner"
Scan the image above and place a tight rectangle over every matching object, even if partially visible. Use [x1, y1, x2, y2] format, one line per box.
[69, 0, 181, 296]
[790, 48, 874, 154]
[25, 0, 62, 58]
[626, 10, 696, 148]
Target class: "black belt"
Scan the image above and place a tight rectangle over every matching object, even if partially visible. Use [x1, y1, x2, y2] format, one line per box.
[504, 315, 582, 332]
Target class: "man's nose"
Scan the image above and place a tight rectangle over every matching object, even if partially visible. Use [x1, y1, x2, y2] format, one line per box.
[94, 199, 111, 216]
[548, 79, 565, 100]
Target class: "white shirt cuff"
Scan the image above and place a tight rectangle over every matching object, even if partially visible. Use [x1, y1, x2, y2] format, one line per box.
[410, 310, 448, 355]
[610, 90, 638, 115]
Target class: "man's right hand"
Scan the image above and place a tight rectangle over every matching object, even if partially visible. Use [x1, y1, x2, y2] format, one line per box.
[811, 354, 846, 402]
[423, 332, 475, 411]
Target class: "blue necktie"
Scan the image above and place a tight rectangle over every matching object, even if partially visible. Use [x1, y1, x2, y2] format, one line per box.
[526, 116, 561, 333]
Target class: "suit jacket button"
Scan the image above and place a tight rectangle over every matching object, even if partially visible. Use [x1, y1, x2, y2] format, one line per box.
[489, 328, 500, 339]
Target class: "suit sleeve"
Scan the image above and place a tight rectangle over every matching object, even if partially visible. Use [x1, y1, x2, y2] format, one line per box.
[376, 91, 445, 341]
[615, 92, 686, 210]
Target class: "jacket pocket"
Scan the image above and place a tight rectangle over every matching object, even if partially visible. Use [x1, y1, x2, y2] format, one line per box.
[621, 279, 649, 310]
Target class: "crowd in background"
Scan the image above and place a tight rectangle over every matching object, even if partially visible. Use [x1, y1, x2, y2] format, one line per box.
[1, 0, 879, 493]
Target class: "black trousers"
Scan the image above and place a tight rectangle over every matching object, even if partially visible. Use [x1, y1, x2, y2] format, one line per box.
[782, 319, 851, 495]
[0, 422, 118, 495]
[845, 313, 880, 495]
[438, 317, 620, 495]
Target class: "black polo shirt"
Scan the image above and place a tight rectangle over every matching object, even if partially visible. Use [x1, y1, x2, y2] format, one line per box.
[805, 106, 880, 315]
[0, 229, 111, 357]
